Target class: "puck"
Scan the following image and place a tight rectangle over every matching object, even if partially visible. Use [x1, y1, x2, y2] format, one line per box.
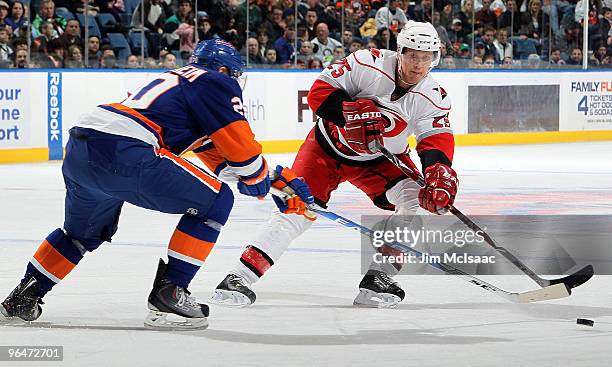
[576, 318, 594, 327]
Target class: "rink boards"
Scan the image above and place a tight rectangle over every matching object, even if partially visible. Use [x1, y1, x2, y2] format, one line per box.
[1, 68, 612, 163]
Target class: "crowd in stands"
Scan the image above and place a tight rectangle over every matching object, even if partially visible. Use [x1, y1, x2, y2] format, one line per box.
[0, 0, 610, 69]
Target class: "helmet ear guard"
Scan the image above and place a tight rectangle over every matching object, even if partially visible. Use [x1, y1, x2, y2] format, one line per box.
[396, 20, 441, 70]
[191, 39, 245, 79]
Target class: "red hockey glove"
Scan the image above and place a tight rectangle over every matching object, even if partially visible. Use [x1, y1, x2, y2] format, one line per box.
[418, 163, 458, 214]
[342, 99, 385, 154]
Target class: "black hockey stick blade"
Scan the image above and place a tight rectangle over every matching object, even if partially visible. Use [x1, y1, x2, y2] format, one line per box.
[545, 264, 594, 289]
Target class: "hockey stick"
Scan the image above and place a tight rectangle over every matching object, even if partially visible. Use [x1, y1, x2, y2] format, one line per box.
[270, 187, 570, 303]
[373, 141, 594, 291]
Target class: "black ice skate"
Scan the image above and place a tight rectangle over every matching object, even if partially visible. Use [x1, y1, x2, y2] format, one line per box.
[1, 274, 44, 322]
[144, 259, 209, 330]
[353, 270, 405, 308]
[210, 274, 256, 308]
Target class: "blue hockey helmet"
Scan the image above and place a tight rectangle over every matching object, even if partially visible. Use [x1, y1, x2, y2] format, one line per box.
[191, 39, 245, 79]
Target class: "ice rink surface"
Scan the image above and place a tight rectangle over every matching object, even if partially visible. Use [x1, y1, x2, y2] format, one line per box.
[1, 142, 612, 367]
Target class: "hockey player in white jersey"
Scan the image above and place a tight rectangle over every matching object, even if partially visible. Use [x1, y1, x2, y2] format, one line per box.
[211, 20, 459, 308]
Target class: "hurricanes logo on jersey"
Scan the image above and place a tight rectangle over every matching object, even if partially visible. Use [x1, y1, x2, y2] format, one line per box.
[375, 104, 408, 138]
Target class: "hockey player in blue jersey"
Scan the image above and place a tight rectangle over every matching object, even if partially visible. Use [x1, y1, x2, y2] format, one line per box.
[0, 39, 314, 330]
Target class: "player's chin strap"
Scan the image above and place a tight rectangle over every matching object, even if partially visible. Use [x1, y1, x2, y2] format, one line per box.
[268, 186, 572, 303]
[372, 140, 594, 292]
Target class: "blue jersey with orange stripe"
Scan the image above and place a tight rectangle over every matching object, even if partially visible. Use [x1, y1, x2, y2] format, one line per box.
[88, 63, 262, 178]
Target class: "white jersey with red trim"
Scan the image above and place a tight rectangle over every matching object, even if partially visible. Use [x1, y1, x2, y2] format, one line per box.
[314, 48, 452, 162]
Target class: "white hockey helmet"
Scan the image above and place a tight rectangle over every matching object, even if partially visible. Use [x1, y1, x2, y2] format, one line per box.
[396, 20, 441, 70]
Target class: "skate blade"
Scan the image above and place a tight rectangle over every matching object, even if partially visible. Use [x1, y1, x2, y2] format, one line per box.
[0, 305, 29, 325]
[143, 310, 208, 331]
[353, 289, 401, 309]
[209, 289, 253, 308]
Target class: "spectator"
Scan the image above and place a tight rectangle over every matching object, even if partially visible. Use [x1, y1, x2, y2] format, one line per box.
[491, 0, 507, 16]
[501, 55, 514, 67]
[493, 28, 513, 61]
[64, 44, 84, 68]
[126, 54, 141, 68]
[552, 21, 582, 60]
[264, 47, 277, 64]
[449, 19, 467, 46]
[58, 19, 83, 50]
[311, 22, 342, 66]
[439, 3, 454, 30]
[566, 47, 583, 65]
[594, 45, 608, 64]
[471, 55, 484, 67]
[5, 1, 28, 34]
[514, 29, 540, 58]
[307, 57, 323, 69]
[575, 0, 600, 25]
[143, 56, 158, 68]
[0, 1, 8, 28]
[43, 38, 64, 68]
[348, 39, 363, 53]
[375, 0, 407, 31]
[341, 29, 354, 51]
[262, 6, 285, 44]
[31, 0, 67, 38]
[441, 55, 457, 69]
[549, 47, 566, 65]
[164, 0, 194, 49]
[439, 43, 449, 58]
[197, 12, 217, 41]
[274, 24, 295, 64]
[366, 39, 377, 49]
[11, 38, 27, 52]
[206, 0, 238, 38]
[317, 2, 341, 33]
[244, 36, 265, 64]
[476, 0, 497, 28]
[132, 0, 166, 34]
[374, 27, 397, 50]
[298, 0, 324, 20]
[345, 2, 366, 36]
[304, 9, 318, 41]
[257, 30, 270, 56]
[87, 35, 101, 67]
[498, 0, 521, 35]
[474, 40, 487, 58]
[520, 0, 549, 40]
[101, 52, 118, 68]
[526, 53, 541, 68]
[457, 0, 475, 34]
[72, 0, 100, 16]
[457, 43, 471, 58]
[176, 17, 196, 58]
[12, 48, 27, 68]
[479, 26, 497, 57]
[297, 40, 314, 62]
[235, 0, 262, 38]
[0, 27, 12, 62]
[433, 10, 453, 52]
[32, 21, 56, 55]
[483, 54, 496, 67]
[599, 7, 612, 46]
[332, 45, 345, 62]
[413, 0, 433, 24]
